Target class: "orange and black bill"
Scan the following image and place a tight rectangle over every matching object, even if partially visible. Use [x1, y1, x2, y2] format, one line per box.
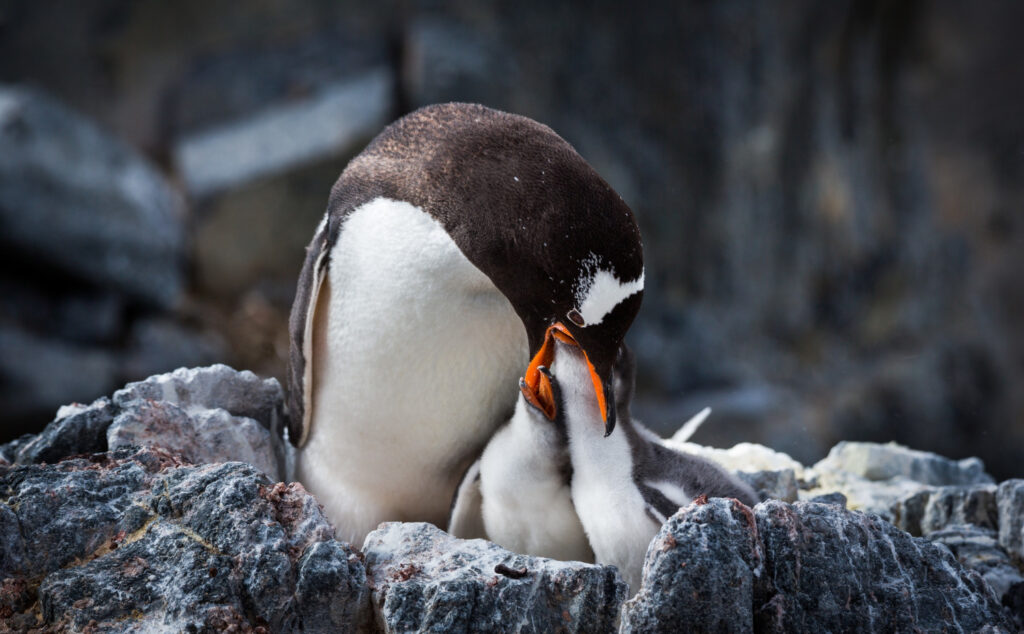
[521, 322, 616, 435]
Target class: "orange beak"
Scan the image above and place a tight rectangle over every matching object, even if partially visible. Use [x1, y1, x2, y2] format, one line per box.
[521, 322, 608, 422]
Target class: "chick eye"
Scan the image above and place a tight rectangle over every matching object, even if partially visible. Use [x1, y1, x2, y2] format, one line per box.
[567, 309, 586, 327]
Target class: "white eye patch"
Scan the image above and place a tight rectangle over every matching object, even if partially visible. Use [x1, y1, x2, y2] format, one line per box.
[574, 265, 644, 327]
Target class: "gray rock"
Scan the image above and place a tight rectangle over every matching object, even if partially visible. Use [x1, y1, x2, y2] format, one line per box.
[997, 479, 1024, 562]
[362, 522, 626, 634]
[807, 492, 847, 508]
[620, 498, 764, 633]
[107, 399, 280, 480]
[0, 84, 185, 307]
[927, 524, 1024, 601]
[1, 445, 368, 632]
[890, 485, 998, 537]
[737, 468, 798, 502]
[174, 68, 392, 198]
[112, 364, 286, 439]
[8, 397, 114, 465]
[754, 500, 1012, 632]
[813, 441, 994, 486]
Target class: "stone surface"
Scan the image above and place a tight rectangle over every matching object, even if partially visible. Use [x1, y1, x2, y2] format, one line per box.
[620, 498, 764, 633]
[754, 500, 1012, 632]
[7, 398, 115, 466]
[107, 399, 279, 480]
[622, 498, 1013, 632]
[890, 484, 998, 537]
[813, 441, 994, 487]
[737, 468, 799, 503]
[362, 522, 626, 634]
[927, 524, 1024, 601]
[998, 479, 1024, 562]
[0, 446, 368, 632]
[0, 84, 185, 307]
[174, 68, 392, 198]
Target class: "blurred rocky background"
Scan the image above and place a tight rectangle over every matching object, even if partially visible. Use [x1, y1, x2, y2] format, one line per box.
[0, 0, 1021, 479]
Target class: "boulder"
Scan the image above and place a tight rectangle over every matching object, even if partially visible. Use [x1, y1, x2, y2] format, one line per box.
[0, 446, 368, 632]
[622, 498, 1013, 632]
[362, 522, 626, 634]
[0, 84, 185, 307]
[998, 480, 1024, 562]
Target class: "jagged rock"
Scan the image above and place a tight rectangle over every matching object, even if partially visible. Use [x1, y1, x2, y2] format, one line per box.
[806, 492, 847, 507]
[737, 468, 798, 502]
[7, 397, 114, 465]
[622, 498, 1013, 632]
[998, 479, 1024, 562]
[620, 498, 764, 633]
[814, 441, 993, 487]
[0, 446, 368, 632]
[0, 84, 185, 307]
[755, 500, 1011, 632]
[927, 524, 1024, 601]
[107, 399, 279, 480]
[362, 522, 626, 634]
[890, 484, 998, 537]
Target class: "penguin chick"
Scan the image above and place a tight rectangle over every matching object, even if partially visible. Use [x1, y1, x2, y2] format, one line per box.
[449, 368, 594, 562]
[550, 338, 758, 595]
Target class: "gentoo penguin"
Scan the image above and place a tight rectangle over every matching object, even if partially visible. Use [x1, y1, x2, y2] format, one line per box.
[448, 363, 594, 562]
[287, 103, 644, 544]
[549, 334, 759, 594]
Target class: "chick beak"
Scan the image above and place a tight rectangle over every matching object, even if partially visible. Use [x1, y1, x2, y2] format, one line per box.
[522, 322, 615, 434]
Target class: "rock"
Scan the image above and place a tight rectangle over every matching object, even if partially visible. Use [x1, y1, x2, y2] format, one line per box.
[754, 500, 1012, 632]
[997, 479, 1024, 561]
[107, 399, 279, 480]
[112, 364, 286, 439]
[667, 440, 807, 476]
[0, 84, 185, 307]
[889, 484, 998, 536]
[813, 441, 994, 487]
[622, 498, 1013, 632]
[7, 398, 114, 465]
[121, 317, 227, 384]
[927, 524, 1024, 601]
[806, 492, 847, 507]
[620, 498, 764, 633]
[1, 445, 368, 632]
[737, 468, 799, 502]
[361, 522, 626, 634]
[174, 68, 392, 198]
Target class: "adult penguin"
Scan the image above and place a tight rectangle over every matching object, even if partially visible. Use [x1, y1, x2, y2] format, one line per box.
[287, 103, 644, 544]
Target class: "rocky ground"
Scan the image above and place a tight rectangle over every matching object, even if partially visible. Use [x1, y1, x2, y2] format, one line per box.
[1, 365, 1021, 632]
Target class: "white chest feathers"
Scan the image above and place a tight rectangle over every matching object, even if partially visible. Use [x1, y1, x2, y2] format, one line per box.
[295, 197, 528, 544]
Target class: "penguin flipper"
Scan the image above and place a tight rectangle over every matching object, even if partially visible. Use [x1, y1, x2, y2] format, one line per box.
[448, 459, 488, 539]
[287, 222, 330, 447]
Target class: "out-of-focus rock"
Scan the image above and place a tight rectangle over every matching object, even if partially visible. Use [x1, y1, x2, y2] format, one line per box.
[620, 498, 764, 633]
[737, 468, 799, 503]
[927, 524, 1024, 601]
[890, 485, 998, 536]
[0, 84, 185, 307]
[0, 445, 368, 632]
[174, 68, 392, 199]
[361, 522, 626, 634]
[998, 479, 1024, 562]
[668, 439, 807, 476]
[813, 441, 993, 486]
[107, 399, 280, 480]
[121, 318, 226, 384]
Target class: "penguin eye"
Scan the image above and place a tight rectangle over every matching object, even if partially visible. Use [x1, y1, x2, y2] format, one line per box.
[567, 309, 586, 327]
